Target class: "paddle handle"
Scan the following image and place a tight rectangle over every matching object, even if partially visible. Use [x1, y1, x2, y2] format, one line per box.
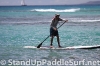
[57, 21, 66, 29]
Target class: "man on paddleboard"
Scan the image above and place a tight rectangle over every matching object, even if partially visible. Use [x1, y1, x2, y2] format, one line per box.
[50, 14, 68, 48]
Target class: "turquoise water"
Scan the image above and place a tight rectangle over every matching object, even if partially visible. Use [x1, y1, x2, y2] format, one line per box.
[0, 5, 100, 66]
[0, 22, 100, 46]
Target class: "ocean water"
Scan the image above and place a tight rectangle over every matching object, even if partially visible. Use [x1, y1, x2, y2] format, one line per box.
[0, 5, 100, 66]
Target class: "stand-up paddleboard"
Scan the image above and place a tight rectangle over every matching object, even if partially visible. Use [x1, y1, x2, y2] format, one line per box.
[23, 45, 100, 49]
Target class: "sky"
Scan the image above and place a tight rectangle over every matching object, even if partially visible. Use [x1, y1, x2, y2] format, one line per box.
[0, 0, 99, 6]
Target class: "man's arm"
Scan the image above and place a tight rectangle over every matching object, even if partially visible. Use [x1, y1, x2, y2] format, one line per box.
[59, 18, 68, 22]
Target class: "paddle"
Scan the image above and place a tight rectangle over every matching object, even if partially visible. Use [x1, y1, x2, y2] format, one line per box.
[37, 21, 67, 48]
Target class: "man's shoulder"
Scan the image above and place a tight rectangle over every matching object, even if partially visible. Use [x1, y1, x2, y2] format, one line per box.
[52, 17, 55, 20]
[52, 17, 56, 21]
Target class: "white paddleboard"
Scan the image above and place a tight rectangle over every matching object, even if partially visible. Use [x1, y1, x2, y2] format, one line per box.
[23, 45, 100, 49]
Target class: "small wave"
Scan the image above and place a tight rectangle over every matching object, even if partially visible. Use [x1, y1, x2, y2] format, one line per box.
[71, 19, 100, 22]
[80, 20, 100, 22]
[30, 8, 80, 12]
[0, 21, 51, 25]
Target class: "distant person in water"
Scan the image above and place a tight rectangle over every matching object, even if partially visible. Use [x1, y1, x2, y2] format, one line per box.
[50, 14, 68, 48]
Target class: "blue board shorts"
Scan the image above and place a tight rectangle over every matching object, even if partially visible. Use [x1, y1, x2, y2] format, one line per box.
[50, 27, 59, 36]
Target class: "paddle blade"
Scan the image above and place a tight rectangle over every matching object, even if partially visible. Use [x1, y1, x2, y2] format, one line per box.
[37, 43, 42, 48]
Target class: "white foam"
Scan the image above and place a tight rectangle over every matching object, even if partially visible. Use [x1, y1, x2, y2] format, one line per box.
[30, 8, 80, 12]
[23, 46, 36, 48]
[80, 20, 100, 22]
[70, 19, 100, 22]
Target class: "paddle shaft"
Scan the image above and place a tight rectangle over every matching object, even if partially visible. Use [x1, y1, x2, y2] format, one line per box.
[37, 21, 66, 48]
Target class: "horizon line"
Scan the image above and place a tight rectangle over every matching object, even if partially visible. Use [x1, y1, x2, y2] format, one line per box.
[0, 4, 100, 6]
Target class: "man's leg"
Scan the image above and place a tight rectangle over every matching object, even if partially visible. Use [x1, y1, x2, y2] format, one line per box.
[56, 35, 61, 47]
[50, 36, 54, 48]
